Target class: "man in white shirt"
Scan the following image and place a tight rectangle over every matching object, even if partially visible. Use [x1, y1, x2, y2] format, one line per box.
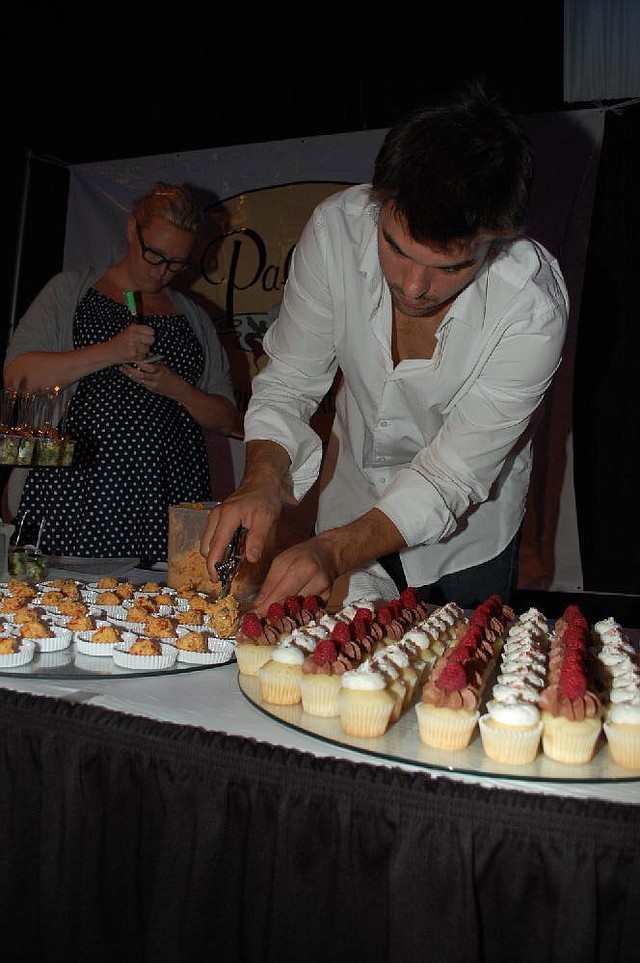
[201, 84, 569, 614]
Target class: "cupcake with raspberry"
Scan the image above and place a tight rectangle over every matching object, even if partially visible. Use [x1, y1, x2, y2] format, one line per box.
[234, 611, 280, 676]
[415, 596, 513, 750]
[300, 619, 381, 717]
[539, 605, 602, 764]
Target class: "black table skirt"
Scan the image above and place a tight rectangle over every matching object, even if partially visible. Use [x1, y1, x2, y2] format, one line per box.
[1, 687, 638, 963]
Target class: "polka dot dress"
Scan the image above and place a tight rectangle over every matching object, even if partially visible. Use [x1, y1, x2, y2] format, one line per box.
[19, 288, 212, 560]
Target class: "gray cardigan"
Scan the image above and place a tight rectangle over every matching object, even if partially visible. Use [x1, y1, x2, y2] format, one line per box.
[4, 267, 236, 404]
[3, 268, 237, 517]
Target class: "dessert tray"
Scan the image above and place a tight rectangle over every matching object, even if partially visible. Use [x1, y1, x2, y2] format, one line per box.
[238, 673, 640, 784]
[0, 638, 236, 680]
[0, 573, 237, 680]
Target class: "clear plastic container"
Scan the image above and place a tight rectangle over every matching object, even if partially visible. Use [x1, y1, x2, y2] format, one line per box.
[167, 502, 265, 601]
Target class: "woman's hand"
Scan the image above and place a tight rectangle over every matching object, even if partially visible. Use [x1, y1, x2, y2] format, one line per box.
[110, 323, 156, 364]
[118, 359, 180, 396]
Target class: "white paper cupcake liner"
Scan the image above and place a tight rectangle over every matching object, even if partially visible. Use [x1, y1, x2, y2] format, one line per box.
[175, 634, 235, 664]
[110, 617, 150, 634]
[112, 640, 177, 670]
[75, 625, 136, 657]
[34, 625, 73, 652]
[0, 639, 36, 667]
[96, 604, 129, 620]
[174, 619, 209, 633]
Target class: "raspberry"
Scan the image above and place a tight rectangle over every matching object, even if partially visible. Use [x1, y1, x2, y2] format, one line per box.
[559, 665, 587, 700]
[436, 661, 467, 692]
[330, 621, 352, 644]
[313, 639, 338, 665]
[267, 602, 285, 621]
[353, 607, 372, 625]
[241, 612, 263, 638]
[303, 595, 320, 614]
[376, 606, 393, 625]
[284, 595, 301, 616]
[399, 587, 418, 608]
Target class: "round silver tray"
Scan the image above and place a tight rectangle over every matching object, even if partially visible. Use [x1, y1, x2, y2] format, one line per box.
[238, 673, 640, 785]
[0, 640, 236, 680]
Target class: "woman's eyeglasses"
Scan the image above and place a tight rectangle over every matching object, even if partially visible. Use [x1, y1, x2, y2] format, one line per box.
[135, 222, 192, 273]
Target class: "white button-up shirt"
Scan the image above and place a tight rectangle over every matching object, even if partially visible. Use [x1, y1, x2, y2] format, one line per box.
[245, 185, 569, 586]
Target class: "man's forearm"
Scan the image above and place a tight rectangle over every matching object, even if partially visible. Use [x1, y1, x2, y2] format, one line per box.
[241, 439, 294, 501]
[315, 507, 408, 579]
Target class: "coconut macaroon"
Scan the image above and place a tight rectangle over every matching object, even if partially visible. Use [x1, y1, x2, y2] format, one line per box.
[128, 637, 163, 657]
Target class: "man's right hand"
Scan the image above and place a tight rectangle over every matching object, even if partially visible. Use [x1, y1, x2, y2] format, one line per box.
[200, 485, 282, 584]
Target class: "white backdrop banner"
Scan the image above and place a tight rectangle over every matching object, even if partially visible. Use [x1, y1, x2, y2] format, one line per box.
[64, 111, 605, 592]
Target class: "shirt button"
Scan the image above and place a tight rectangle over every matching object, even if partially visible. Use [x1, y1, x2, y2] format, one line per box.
[379, 420, 389, 428]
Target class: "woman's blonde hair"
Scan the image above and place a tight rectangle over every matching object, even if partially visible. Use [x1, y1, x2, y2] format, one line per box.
[132, 181, 201, 234]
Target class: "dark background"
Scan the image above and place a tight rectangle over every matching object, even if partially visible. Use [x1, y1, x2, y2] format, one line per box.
[3, 11, 639, 621]
[6, 9, 568, 326]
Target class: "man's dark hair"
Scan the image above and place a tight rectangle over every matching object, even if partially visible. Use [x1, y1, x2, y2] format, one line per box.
[371, 82, 533, 246]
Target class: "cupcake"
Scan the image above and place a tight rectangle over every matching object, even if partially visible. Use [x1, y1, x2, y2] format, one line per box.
[57, 598, 89, 618]
[6, 604, 42, 625]
[539, 606, 602, 764]
[97, 577, 118, 589]
[75, 622, 125, 657]
[233, 607, 297, 676]
[299, 638, 344, 717]
[416, 595, 513, 750]
[258, 626, 320, 705]
[594, 616, 640, 769]
[478, 608, 550, 765]
[299, 618, 377, 715]
[337, 660, 397, 737]
[175, 608, 207, 630]
[91, 624, 121, 645]
[139, 581, 163, 594]
[96, 590, 121, 607]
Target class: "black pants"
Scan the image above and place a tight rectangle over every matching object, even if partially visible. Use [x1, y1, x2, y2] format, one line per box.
[378, 530, 522, 610]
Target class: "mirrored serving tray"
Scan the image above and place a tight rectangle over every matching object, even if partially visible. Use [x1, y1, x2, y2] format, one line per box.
[238, 673, 640, 785]
[0, 641, 236, 680]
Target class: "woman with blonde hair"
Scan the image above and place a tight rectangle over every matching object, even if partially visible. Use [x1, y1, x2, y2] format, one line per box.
[4, 181, 241, 565]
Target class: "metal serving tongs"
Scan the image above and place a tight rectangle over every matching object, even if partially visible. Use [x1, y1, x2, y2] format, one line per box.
[215, 525, 248, 598]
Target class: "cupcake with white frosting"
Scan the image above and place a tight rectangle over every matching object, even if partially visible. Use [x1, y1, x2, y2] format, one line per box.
[337, 659, 397, 737]
[479, 608, 550, 764]
[595, 617, 640, 770]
